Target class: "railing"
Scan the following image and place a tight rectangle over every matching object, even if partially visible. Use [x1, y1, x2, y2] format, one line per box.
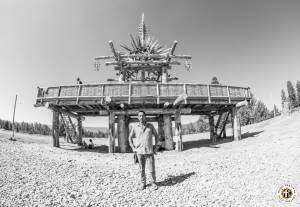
[36, 83, 251, 105]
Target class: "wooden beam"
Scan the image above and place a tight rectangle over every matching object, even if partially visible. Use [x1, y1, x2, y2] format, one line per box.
[157, 115, 164, 146]
[108, 112, 115, 153]
[163, 114, 173, 150]
[97, 54, 191, 60]
[170, 40, 178, 55]
[214, 113, 223, 133]
[117, 115, 129, 153]
[105, 61, 181, 66]
[95, 55, 115, 60]
[162, 67, 168, 83]
[219, 112, 230, 138]
[115, 116, 173, 123]
[48, 104, 80, 119]
[108, 40, 118, 60]
[232, 107, 241, 141]
[77, 117, 83, 146]
[114, 65, 171, 70]
[173, 94, 188, 106]
[207, 85, 211, 104]
[111, 108, 191, 116]
[174, 110, 183, 152]
[208, 115, 216, 143]
[52, 109, 60, 147]
[236, 100, 248, 108]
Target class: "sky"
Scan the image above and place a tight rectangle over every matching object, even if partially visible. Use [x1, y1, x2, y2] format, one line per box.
[1, 0, 300, 127]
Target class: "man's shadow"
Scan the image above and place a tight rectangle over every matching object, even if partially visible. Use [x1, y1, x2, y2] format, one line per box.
[156, 172, 195, 187]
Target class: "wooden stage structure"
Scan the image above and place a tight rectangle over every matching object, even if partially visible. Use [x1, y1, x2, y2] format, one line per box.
[34, 14, 251, 152]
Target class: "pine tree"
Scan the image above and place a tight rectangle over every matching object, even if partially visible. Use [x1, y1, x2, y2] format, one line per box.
[287, 81, 297, 108]
[296, 80, 300, 107]
[281, 89, 287, 107]
[210, 77, 220, 84]
[273, 105, 279, 116]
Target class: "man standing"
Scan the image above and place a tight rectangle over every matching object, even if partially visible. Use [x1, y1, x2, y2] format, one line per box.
[129, 111, 162, 190]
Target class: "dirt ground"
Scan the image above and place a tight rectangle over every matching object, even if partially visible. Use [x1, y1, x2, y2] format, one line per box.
[0, 112, 299, 206]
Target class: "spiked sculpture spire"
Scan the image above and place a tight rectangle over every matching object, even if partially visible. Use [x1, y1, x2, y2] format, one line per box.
[94, 13, 192, 82]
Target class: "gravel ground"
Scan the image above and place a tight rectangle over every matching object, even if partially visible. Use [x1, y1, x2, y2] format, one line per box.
[0, 113, 299, 207]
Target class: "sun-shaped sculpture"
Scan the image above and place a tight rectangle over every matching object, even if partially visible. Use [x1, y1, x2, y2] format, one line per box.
[95, 13, 192, 83]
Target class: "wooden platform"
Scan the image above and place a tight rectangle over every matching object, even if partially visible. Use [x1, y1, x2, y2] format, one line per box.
[35, 83, 251, 116]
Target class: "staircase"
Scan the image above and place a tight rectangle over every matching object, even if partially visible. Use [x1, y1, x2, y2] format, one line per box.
[60, 113, 78, 144]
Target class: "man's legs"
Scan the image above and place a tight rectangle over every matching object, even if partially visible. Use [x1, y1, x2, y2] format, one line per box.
[147, 154, 156, 183]
[137, 154, 146, 189]
[147, 154, 158, 190]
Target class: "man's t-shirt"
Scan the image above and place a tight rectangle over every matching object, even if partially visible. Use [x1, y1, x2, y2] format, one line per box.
[130, 123, 158, 155]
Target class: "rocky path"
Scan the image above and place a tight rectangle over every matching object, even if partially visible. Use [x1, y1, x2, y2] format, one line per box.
[0, 113, 300, 206]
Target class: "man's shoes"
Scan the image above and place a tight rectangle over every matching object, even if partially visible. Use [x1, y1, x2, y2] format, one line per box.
[150, 183, 158, 190]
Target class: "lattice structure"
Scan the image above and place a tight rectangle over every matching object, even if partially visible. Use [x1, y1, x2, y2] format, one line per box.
[60, 113, 78, 143]
[34, 13, 251, 153]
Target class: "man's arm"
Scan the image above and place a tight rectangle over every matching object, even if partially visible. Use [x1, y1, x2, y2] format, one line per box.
[151, 124, 163, 145]
[128, 127, 136, 152]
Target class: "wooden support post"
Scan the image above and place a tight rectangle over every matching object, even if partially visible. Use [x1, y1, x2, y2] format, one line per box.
[219, 112, 230, 139]
[77, 117, 83, 146]
[141, 70, 145, 82]
[163, 114, 173, 150]
[222, 129, 227, 138]
[232, 107, 241, 141]
[214, 113, 223, 138]
[52, 110, 60, 147]
[117, 114, 129, 153]
[208, 115, 216, 143]
[162, 67, 168, 83]
[157, 115, 164, 146]
[174, 110, 183, 151]
[108, 112, 115, 153]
